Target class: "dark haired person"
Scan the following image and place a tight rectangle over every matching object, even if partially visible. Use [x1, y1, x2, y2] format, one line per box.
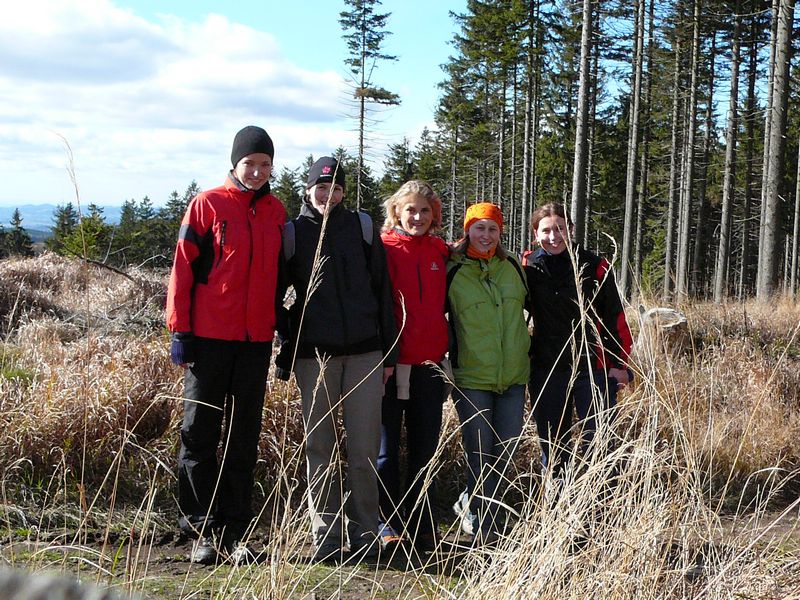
[525, 202, 633, 491]
[166, 126, 286, 564]
[275, 156, 398, 562]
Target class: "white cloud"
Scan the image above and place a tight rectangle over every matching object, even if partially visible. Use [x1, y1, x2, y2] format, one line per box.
[0, 0, 354, 205]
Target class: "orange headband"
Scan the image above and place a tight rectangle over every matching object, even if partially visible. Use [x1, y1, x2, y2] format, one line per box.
[464, 202, 503, 233]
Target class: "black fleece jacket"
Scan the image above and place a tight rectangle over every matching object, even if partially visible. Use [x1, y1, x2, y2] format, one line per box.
[275, 202, 398, 367]
[524, 246, 631, 373]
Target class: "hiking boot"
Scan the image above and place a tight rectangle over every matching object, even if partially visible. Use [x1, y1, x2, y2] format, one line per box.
[414, 531, 440, 552]
[378, 524, 402, 549]
[311, 540, 342, 563]
[220, 534, 258, 566]
[349, 538, 380, 562]
[190, 536, 217, 565]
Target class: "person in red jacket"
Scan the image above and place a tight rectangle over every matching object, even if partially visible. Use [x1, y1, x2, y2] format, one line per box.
[166, 125, 286, 565]
[377, 180, 449, 552]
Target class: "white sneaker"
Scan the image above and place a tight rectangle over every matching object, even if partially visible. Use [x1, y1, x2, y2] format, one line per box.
[452, 490, 476, 536]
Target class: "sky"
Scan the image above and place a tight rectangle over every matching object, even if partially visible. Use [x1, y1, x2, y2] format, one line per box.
[0, 0, 465, 208]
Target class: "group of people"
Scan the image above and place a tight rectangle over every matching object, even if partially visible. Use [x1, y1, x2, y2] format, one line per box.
[165, 126, 633, 566]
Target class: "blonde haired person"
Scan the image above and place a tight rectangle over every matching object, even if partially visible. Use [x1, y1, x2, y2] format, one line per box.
[377, 180, 449, 551]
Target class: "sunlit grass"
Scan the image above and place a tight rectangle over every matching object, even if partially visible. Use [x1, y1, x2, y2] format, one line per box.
[0, 253, 798, 598]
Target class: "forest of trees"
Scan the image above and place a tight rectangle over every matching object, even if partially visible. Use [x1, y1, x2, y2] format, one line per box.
[362, 0, 800, 302]
[14, 0, 800, 303]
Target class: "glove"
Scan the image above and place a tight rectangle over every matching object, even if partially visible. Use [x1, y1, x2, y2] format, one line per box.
[274, 331, 294, 381]
[170, 332, 195, 366]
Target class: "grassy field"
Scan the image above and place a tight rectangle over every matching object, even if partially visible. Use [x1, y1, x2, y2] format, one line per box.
[0, 253, 798, 599]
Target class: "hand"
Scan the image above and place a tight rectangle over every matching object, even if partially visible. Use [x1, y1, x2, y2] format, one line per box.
[608, 367, 630, 388]
[383, 366, 395, 385]
[170, 332, 195, 367]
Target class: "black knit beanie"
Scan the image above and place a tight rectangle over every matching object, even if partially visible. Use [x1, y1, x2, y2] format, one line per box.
[231, 126, 274, 166]
[307, 156, 346, 190]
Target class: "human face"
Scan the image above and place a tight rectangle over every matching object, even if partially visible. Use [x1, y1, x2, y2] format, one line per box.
[233, 153, 272, 191]
[467, 218, 501, 254]
[309, 182, 344, 214]
[397, 194, 433, 236]
[534, 215, 569, 254]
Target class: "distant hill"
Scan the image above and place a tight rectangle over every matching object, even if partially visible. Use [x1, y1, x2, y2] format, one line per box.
[0, 204, 123, 232]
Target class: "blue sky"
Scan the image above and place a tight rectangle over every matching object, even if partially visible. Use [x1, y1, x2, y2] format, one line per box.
[0, 0, 465, 208]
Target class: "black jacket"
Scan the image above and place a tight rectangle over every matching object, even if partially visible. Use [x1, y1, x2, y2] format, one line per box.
[524, 246, 631, 373]
[276, 202, 398, 370]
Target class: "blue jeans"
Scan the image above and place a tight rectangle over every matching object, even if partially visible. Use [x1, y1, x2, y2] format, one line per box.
[377, 364, 444, 537]
[454, 385, 526, 536]
[530, 368, 618, 476]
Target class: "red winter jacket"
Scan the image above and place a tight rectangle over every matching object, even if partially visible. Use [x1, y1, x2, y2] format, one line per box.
[166, 175, 286, 342]
[381, 228, 449, 365]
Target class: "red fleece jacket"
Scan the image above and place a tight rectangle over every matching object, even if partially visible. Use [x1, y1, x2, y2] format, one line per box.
[381, 228, 449, 365]
[166, 175, 286, 342]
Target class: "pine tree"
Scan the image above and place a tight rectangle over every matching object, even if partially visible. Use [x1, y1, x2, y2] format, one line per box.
[6, 209, 34, 257]
[339, 0, 400, 209]
[46, 202, 79, 254]
[379, 138, 414, 199]
[273, 167, 304, 219]
[62, 204, 112, 262]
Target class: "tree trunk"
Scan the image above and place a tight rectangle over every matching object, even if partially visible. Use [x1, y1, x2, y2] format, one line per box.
[691, 32, 717, 296]
[498, 75, 507, 208]
[792, 142, 800, 296]
[757, 0, 780, 292]
[676, 0, 702, 301]
[714, 8, 742, 303]
[738, 18, 759, 298]
[663, 29, 684, 300]
[758, 0, 795, 299]
[449, 127, 458, 242]
[620, 0, 645, 298]
[584, 5, 602, 248]
[521, 5, 534, 251]
[570, 0, 594, 244]
[510, 65, 518, 252]
[634, 0, 655, 289]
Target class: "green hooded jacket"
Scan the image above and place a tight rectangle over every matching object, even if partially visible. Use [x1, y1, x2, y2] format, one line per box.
[447, 252, 530, 393]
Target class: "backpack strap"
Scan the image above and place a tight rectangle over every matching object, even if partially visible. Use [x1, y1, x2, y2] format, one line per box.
[282, 220, 296, 261]
[507, 254, 533, 324]
[357, 211, 373, 246]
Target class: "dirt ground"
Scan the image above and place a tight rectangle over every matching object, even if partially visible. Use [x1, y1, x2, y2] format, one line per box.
[1, 509, 798, 599]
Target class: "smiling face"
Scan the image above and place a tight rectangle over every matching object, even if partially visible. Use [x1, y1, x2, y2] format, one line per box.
[534, 215, 569, 254]
[233, 153, 272, 191]
[309, 182, 344, 214]
[397, 194, 433, 236]
[467, 218, 501, 254]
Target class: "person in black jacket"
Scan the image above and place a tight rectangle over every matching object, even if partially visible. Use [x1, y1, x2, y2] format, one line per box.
[275, 157, 398, 562]
[524, 203, 633, 485]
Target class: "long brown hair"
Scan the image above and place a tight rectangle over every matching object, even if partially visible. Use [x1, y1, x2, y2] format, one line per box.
[530, 203, 572, 238]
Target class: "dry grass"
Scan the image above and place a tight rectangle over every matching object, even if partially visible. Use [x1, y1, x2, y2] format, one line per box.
[0, 253, 798, 598]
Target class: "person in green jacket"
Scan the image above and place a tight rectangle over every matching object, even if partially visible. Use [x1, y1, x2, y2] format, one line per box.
[447, 202, 530, 545]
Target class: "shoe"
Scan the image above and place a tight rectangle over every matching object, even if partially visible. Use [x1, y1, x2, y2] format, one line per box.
[453, 490, 476, 536]
[225, 541, 258, 565]
[349, 539, 380, 561]
[190, 536, 218, 565]
[414, 531, 440, 552]
[311, 540, 342, 563]
[378, 524, 402, 549]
